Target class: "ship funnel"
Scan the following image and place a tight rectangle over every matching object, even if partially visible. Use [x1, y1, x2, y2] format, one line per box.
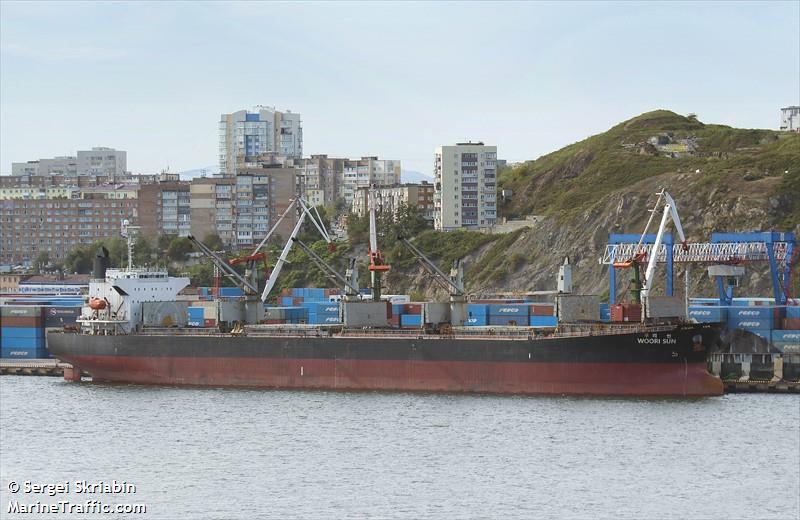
[93, 246, 110, 279]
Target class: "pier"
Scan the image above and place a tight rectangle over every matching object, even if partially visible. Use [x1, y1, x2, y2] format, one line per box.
[709, 352, 800, 393]
[0, 359, 75, 377]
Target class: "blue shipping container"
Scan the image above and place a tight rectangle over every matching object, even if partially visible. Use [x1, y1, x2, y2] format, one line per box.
[488, 315, 525, 326]
[1, 346, 49, 359]
[529, 315, 558, 328]
[0, 327, 44, 339]
[400, 314, 422, 327]
[727, 316, 773, 331]
[487, 304, 529, 317]
[310, 314, 341, 324]
[787, 306, 800, 319]
[688, 306, 728, 323]
[771, 329, 800, 344]
[727, 307, 775, 321]
[467, 304, 489, 319]
[1, 336, 45, 349]
[464, 316, 488, 326]
[219, 287, 244, 297]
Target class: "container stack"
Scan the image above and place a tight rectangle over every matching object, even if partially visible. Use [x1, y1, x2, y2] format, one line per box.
[488, 303, 529, 326]
[1, 306, 47, 359]
[304, 302, 341, 325]
[610, 303, 642, 322]
[687, 297, 800, 353]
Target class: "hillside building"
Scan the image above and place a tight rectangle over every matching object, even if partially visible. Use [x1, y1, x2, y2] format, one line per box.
[433, 142, 497, 231]
[352, 182, 435, 222]
[780, 106, 800, 132]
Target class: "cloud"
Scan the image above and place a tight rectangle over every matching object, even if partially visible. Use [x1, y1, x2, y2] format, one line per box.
[1, 43, 128, 61]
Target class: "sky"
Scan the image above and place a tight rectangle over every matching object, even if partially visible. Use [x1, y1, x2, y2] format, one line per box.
[1, 1, 798, 176]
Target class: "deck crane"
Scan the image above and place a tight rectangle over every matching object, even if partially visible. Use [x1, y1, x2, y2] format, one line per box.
[259, 196, 335, 303]
[397, 236, 466, 326]
[291, 237, 361, 301]
[367, 185, 390, 301]
[610, 189, 688, 319]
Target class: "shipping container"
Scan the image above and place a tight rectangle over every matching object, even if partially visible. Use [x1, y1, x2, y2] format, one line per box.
[1, 326, 44, 339]
[727, 315, 773, 331]
[488, 304, 529, 317]
[688, 306, 728, 323]
[0, 305, 43, 318]
[43, 306, 82, 328]
[529, 315, 558, 328]
[599, 303, 611, 322]
[187, 307, 204, 327]
[610, 303, 642, 322]
[403, 303, 423, 315]
[1, 335, 44, 349]
[530, 304, 555, 317]
[1, 316, 44, 328]
[771, 329, 800, 345]
[726, 306, 775, 321]
[488, 315, 525, 326]
[787, 306, 800, 319]
[464, 315, 488, 326]
[218, 287, 244, 297]
[400, 314, 422, 327]
[1, 346, 49, 359]
[783, 317, 800, 330]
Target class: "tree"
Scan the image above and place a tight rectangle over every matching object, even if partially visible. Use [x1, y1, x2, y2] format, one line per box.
[63, 246, 93, 274]
[34, 251, 50, 272]
[167, 237, 193, 262]
[133, 236, 154, 266]
[157, 234, 174, 254]
[202, 233, 225, 252]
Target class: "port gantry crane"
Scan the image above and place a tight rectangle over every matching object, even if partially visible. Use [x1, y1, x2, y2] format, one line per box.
[397, 235, 467, 326]
[601, 192, 796, 307]
[367, 185, 390, 301]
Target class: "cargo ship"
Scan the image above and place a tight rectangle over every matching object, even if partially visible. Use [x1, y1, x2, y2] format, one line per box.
[48, 320, 723, 396]
[47, 195, 725, 397]
[45, 263, 724, 397]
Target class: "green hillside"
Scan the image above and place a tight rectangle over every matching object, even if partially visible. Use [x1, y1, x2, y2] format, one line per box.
[498, 110, 800, 225]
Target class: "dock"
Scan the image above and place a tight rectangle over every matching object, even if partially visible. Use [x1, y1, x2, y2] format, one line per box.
[0, 359, 74, 377]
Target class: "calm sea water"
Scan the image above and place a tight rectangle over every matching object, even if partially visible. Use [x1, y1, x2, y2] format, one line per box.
[1, 376, 798, 520]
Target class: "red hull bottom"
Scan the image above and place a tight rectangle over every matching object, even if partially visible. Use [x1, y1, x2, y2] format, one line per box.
[67, 356, 724, 396]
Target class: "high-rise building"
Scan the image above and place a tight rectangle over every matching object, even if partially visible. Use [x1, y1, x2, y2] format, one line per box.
[76, 147, 127, 178]
[219, 106, 303, 177]
[780, 106, 800, 132]
[189, 177, 235, 245]
[433, 142, 497, 231]
[340, 157, 401, 205]
[234, 167, 298, 246]
[138, 182, 192, 239]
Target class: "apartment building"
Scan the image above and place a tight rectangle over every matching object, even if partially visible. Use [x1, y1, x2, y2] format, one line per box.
[138, 182, 192, 239]
[189, 177, 235, 245]
[352, 182, 435, 221]
[297, 154, 345, 206]
[11, 156, 77, 176]
[0, 198, 137, 264]
[341, 157, 401, 205]
[219, 106, 303, 176]
[433, 142, 497, 231]
[76, 147, 127, 178]
[11, 147, 126, 177]
[234, 167, 298, 246]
